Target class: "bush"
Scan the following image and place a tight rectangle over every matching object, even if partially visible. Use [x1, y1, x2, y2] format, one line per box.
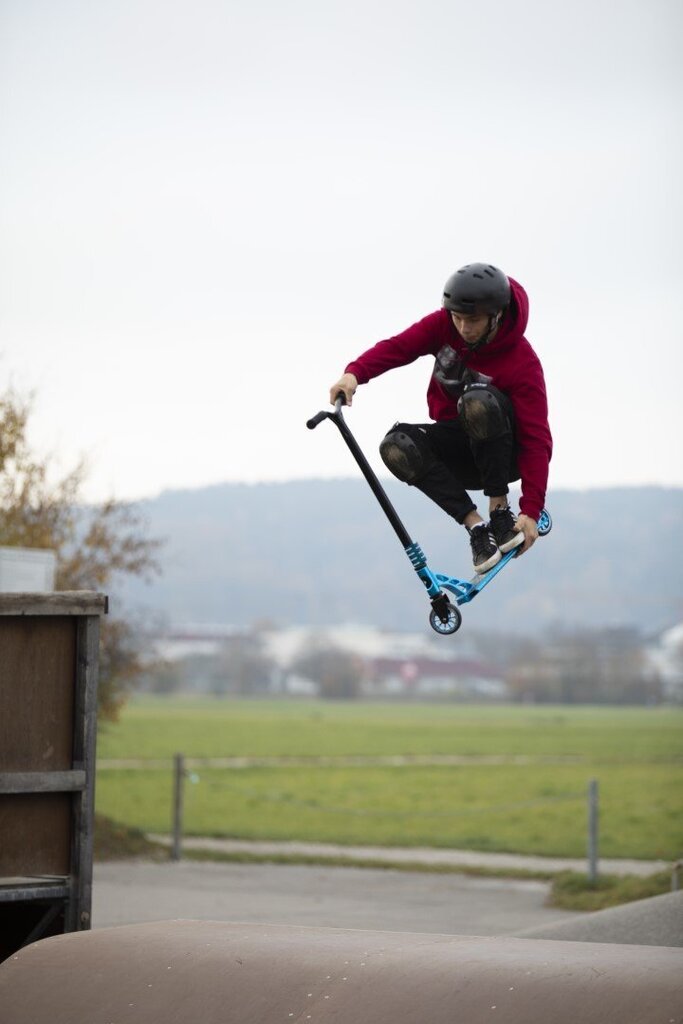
[549, 869, 672, 911]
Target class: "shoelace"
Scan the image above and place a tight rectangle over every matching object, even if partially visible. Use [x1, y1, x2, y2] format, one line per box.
[490, 506, 515, 532]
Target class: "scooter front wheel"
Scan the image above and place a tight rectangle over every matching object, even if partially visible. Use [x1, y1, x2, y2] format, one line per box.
[429, 602, 462, 636]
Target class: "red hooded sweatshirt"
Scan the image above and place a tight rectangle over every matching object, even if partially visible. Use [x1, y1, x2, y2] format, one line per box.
[344, 277, 552, 521]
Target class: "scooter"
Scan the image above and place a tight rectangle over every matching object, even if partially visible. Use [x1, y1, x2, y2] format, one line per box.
[307, 396, 552, 635]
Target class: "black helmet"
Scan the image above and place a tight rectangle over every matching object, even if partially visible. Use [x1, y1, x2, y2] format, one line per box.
[442, 263, 510, 316]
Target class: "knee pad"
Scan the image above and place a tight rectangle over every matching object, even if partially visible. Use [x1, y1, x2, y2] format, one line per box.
[379, 424, 434, 483]
[457, 385, 509, 441]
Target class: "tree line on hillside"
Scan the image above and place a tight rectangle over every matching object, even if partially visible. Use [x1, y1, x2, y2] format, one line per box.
[113, 478, 683, 637]
[141, 625, 674, 704]
[2, 384, 678, 714]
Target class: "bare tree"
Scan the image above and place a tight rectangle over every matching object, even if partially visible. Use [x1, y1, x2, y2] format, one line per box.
[291, 635, 364, 699]
[0, 387, 162, 720]
[214, 632, 275, 696]
[506, 624, 663, 705]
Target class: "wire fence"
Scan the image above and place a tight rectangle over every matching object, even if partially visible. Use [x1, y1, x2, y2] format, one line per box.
[163, 753, 601, 878]
[197, 774, 585, 819]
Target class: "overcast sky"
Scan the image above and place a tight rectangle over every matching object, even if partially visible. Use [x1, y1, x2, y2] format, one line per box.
[1, 0, 681, 503]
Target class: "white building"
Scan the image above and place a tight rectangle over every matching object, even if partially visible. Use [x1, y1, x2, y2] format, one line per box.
[647, 623, 683, 702]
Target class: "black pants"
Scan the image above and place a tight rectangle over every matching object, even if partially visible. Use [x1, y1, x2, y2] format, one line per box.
[390, 390, 520, 524]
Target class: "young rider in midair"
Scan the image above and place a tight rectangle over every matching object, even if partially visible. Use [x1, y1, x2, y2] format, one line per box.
[329, 263, 552, 573]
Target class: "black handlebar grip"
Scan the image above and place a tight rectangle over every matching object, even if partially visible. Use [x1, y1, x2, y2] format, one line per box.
[306, 410, 329, 429]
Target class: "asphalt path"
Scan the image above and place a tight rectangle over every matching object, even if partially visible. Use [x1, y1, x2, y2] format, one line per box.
[149, 835, 669, 877]
[93, 860, 582, 936]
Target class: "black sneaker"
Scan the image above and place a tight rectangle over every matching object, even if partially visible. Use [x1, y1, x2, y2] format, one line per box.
[489, 505, 524, 554]
[468, 523, 501, 574]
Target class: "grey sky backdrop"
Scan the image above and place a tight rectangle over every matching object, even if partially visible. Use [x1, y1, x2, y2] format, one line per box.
[1, 0, 681, 503]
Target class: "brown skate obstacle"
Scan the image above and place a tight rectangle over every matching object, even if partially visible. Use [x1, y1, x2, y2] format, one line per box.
[0, 920, 681, 1024]
[0, 593, 107, 961]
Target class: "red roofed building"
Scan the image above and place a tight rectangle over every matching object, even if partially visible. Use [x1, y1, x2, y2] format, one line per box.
[364, 655, 506, 699]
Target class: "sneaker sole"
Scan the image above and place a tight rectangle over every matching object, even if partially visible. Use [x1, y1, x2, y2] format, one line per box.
[474, 548, 502, 574]
[498, 531, 524, 554]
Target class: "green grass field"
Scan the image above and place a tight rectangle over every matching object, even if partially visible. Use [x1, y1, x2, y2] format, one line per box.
[96, 698, 683, 860]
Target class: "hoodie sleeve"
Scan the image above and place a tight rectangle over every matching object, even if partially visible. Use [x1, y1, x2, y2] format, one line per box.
[345, 311, 442, 384]
[508, 361, 553, 521]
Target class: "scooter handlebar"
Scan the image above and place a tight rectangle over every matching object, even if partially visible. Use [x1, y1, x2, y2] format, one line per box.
[306, 393, 347, 430]
[306, 410, 330, 430]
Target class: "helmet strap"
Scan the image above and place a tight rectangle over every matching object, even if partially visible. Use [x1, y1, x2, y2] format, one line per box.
[466, 310, 503, 351]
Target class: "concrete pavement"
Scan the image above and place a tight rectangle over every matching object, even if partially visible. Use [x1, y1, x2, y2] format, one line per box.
[516, 889, 683, 947]
[93, 859, 583, 936]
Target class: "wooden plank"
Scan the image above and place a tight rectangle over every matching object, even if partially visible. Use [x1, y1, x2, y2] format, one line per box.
[0, 884, 69, 904]
[67, 615, 101, 932]
[0, 592, 108, 617]
[0, 877, 66, 886]
[0, 795, 71, 875]
[0, 772, 86, 794]
[0, 595, 104, 951]
[0, 618, 76, 772]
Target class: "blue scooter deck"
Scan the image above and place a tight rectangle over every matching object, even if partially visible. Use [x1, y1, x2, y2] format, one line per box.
[433, 545, 521, 606]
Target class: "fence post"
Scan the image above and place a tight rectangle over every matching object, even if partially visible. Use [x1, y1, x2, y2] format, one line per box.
[587, 778, 599, 883]
[171, 753, 185, 862]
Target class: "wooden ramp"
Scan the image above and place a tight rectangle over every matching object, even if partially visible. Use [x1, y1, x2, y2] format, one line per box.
[0, 919, 681, 1024]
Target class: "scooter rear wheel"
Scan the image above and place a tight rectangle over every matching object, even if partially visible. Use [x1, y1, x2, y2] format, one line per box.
[537, 508, 552, 536]
[429, 602, 462, 635]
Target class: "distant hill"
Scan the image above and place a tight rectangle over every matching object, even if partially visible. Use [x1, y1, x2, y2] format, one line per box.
[118, 481, 683, 636]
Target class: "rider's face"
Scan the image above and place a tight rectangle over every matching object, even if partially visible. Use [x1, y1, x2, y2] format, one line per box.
[450, 311, 493, 346]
